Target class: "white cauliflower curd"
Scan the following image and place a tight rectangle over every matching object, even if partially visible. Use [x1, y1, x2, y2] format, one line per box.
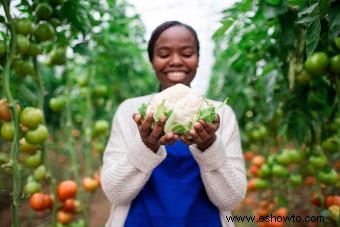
[138, 84, 223, 135]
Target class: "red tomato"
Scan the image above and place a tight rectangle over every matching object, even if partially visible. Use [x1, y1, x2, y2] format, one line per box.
[310, 192, 322, 207]
[251, 155, 265, 167]
[275, 207, 288, 217]
[30, 193, 51, 211]
[57, 210, 73, 224]
[57, 180, 77, 201]
[61, 198, 76, 212]
[326, 196, 340, 208]
[82, 177, 99, 192]
[244, 151, 255, 161]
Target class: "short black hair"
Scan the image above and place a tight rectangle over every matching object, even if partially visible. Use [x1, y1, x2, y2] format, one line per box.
[147, 21, 200, 62]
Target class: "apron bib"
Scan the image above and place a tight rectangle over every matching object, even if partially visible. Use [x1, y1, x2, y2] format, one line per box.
[125, 140, 222, 227]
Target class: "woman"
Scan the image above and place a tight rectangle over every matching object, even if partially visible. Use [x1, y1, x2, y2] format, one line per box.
[101, 21, 247, 227]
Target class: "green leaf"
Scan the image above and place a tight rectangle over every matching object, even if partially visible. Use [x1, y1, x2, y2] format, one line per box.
[306, 19, 321, 57]
[153, 100, 169, 122]
[295, 15, 318, 24]
[171, 123, 190, 135]
[213, 18, 235, 40]
[197, 104, 216, 124]
[73, 42, 89, 55]
[319, 0, 330, 18]
[264, 0, 282, 6]
[298, 2, 319, 17]
[138, 103, 147, 119]
[328, 4, 340, 39]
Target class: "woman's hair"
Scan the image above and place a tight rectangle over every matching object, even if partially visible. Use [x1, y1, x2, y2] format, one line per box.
[147, 21, 200, 62]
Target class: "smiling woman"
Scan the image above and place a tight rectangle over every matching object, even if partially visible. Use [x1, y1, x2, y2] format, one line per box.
[149, 22, 199, 90]
[100, 21, 247, 227]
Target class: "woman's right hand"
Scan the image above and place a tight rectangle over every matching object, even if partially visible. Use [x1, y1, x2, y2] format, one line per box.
[133, 113, 178, 152]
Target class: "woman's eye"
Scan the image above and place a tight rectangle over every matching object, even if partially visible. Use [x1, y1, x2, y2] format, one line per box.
[158, 53, 169, 58]
[183, 53, 193, 57]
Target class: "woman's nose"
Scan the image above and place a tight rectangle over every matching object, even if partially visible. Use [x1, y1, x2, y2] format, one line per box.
[169, 54, 183, 66]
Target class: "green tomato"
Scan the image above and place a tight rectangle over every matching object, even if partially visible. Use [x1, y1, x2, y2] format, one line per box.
[295, 70, 311, 85]
[330, 55, 340, 74]
[16, 34, 30, 54]
[24, 180, 41, 195]
[49, 96, 65, 112]
[20, 137, 40, 154]
[318, 169, 338, 185]
[289, 174, 302, 187]
[1, 122, 14, 141]
[276, 152, 291, 166]
[0, 153, 8, 164]
[14, 18, 33, 35]
[328, 205, 340, 222]
[322, 137, 339, 153]
[94, 85, 108, 97]
[77, 75, 88, 87]
[254, 178, 269, 190]
[258, 163, 271, 178]
[301, 163, 316, 176]
[94, 120, 110, 135]
[304, 52, 329, 75]
[287, 149, 304, 163]
[34, 165, 47, 181]
[24, 150, 43, 168]
[309, 154, 328, 168]
[27, 43, 42, 57]
[335, 37, 340, 50]
[13, 60, 34, 76]
[20, 107, 44, 129]
[47, 47, 66, 65]
[35, 3, 53, 20]
[25, 124, 48, 144]
[272, 164, 289, 178]
[34, 22, 55, 42]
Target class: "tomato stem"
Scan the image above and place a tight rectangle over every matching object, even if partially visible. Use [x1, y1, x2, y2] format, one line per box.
[1, 1, 21, 227]
[82, 66, 94, 175]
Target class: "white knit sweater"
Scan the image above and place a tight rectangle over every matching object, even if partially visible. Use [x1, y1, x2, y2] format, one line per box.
[100, 94, 247, 227]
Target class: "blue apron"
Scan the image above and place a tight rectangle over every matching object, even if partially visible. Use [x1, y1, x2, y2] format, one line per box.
[125, 140, 222, 227]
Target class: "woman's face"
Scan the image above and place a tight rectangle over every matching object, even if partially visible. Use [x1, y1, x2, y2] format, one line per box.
[151, 25, 199, 90]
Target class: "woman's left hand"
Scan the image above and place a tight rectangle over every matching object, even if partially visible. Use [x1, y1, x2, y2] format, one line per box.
[180, 114, 220, 151]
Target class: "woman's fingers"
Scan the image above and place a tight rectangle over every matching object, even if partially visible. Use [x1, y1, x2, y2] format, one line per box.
[199, 114, 220, 134]
[190, 122, 209, 143]
[139, 112, 153, 138]
[132, 113, 142, 125]
[179, 135, 194, 145]
[160, 133, 178, 145]
[149, 116, 166, 142]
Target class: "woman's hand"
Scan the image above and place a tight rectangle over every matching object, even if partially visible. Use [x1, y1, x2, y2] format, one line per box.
[133, 113, 178, 152]
[180, 114, 220, 151]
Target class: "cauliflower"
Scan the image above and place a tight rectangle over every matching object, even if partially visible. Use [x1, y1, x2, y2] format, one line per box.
[138, 84, 224, 135]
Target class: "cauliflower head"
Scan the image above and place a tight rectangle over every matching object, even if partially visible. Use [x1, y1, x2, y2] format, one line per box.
[138, 84, 218, 135]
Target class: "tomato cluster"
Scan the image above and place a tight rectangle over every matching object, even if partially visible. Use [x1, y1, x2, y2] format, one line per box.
[56, 180, 79, 224]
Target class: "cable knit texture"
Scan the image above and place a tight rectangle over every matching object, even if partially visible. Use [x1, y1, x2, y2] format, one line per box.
[100, 94, 247, 227]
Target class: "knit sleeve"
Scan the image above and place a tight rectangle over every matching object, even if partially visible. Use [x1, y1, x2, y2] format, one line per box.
[189, 105, 247, 211]
[100, 101, 167, 206]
